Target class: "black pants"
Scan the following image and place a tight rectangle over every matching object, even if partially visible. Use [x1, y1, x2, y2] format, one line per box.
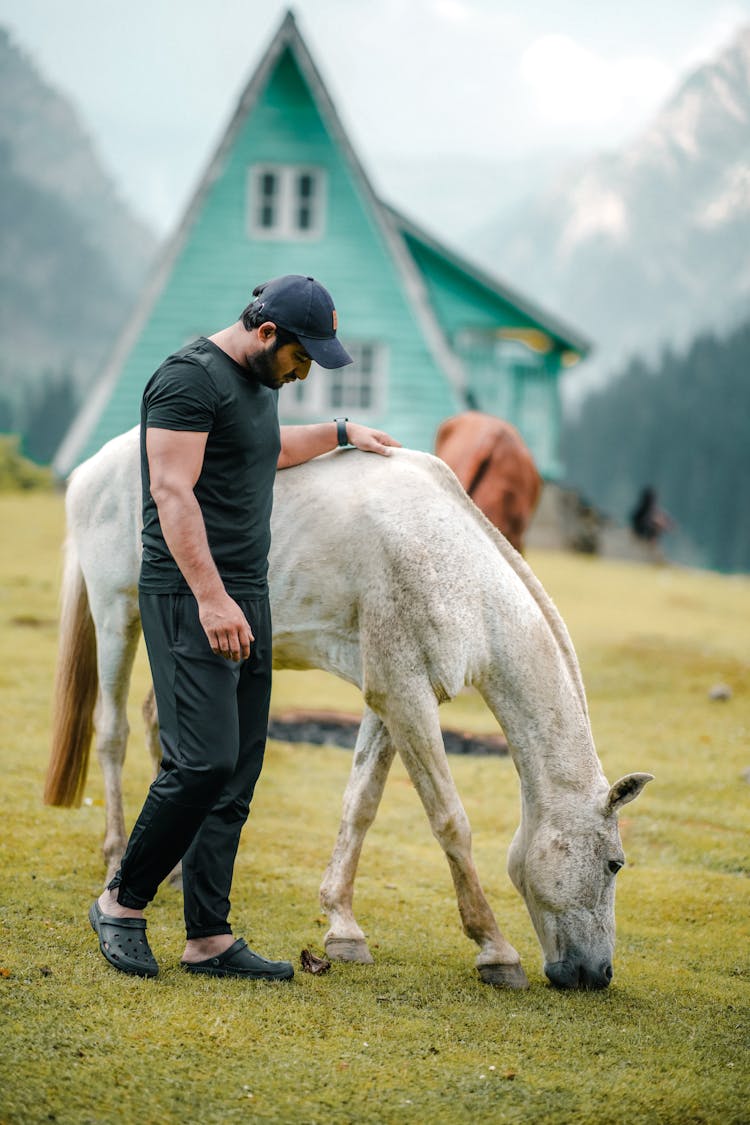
[108, 592, 272, 939]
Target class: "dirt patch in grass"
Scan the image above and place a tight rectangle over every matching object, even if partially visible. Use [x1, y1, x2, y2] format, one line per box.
[268, 709, 508, 756]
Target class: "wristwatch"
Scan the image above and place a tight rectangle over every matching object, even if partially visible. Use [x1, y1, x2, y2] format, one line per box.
[334, 417, 350, 447]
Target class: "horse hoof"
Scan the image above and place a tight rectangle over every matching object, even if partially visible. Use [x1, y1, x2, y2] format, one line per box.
[325, 937, 374, 964]
[478, 962, 529, 990]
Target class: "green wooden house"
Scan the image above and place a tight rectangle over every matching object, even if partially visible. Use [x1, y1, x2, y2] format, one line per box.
[54, 9, 589, 480]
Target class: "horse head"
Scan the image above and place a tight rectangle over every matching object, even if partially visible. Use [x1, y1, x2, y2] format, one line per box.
[507, 772, 653, 989]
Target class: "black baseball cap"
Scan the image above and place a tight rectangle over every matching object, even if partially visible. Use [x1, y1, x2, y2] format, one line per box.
[251, 275, 353, 369]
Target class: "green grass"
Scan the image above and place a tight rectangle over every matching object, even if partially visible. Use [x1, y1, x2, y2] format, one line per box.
[1, 493, 748, 1124]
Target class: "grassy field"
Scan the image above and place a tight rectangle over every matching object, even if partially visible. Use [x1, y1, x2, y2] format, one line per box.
[0, 491, 748, 1124]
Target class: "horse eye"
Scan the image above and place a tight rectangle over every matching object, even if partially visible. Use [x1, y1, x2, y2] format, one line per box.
[608, 859, 624, 875]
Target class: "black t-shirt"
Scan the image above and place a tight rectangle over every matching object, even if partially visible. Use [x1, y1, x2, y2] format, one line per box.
[138, 337, 281, 597]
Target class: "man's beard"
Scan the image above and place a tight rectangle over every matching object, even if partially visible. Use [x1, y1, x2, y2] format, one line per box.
[245, 343, 288, 390]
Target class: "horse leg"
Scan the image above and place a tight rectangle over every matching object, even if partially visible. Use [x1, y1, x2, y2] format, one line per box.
[320, 706, 397, 964]
[382, 686, 529, 989]
[141, 687, 183, 888]
[141, 686, 160, 777]
[92, 600, 141, 884]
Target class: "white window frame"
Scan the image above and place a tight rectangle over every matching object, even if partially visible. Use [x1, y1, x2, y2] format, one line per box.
[280, 341, 388, 421]
[247, 164, 327, 240]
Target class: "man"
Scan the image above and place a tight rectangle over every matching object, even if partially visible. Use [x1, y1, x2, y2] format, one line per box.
[89, 275, 401, 980]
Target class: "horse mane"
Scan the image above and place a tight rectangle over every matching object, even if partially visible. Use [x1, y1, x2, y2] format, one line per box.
[416, 451, 590, 719]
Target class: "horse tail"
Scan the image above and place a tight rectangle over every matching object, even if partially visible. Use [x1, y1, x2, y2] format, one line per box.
[44, 536, 98, 807]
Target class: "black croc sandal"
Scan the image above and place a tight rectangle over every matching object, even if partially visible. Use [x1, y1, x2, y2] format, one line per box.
[89, 901, 158, 978]
[181, 937, 293, 980]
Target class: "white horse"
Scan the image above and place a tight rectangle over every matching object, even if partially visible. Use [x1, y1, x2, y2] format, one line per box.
[45, 427, 652, 990]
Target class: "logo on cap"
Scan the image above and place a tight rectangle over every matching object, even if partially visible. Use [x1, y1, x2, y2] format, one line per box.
[332, 310, 338, 331]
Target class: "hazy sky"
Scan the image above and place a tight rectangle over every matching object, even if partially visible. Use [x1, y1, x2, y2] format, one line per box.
[2, 0, 749, 235]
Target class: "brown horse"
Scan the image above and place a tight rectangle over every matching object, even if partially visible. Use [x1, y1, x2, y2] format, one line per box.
[435, 412, 541, 552]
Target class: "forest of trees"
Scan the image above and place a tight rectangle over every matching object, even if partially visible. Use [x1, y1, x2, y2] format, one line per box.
[0, 373, 80, 466]
[562, 317, 750, 573]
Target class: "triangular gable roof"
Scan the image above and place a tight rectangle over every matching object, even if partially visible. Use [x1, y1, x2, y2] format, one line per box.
[386, 204, 592, 357]
[54, 9, 467, 476]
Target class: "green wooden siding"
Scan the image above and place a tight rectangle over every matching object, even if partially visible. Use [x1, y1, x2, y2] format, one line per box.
[403, 232, 534, 335]
[400, 230, 566, 476]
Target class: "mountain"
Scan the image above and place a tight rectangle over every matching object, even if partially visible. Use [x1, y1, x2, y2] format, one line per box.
[468, 25, 750, 402]
[0, 28, 156, 398]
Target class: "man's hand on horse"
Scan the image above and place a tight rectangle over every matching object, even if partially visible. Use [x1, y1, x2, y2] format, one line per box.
[199, 595, 254, 661]
[346, 424, 402, 456]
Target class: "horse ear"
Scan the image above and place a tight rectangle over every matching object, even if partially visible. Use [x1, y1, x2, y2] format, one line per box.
[605, 773, 654, 814]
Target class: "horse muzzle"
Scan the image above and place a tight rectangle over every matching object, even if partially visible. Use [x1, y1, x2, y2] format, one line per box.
[544, 958, 613, 990]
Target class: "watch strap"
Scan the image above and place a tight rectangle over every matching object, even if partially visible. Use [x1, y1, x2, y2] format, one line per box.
[334, 418, 349, 447]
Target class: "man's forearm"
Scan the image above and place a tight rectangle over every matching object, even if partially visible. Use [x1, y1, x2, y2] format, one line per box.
[277, 423, 341, 469]
[278, 422, 400, 468]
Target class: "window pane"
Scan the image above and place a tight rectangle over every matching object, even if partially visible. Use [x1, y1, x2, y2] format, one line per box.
[295, 173, 316, 231]
[257, 171, 277, 229]
[321, 342, 380, 413]
[298, 173, 314, 198]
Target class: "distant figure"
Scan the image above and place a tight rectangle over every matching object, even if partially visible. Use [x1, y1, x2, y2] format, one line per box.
[630, 487, 675, 542]
[435, 412, 541, 552]
[630, 487, 675, 561]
